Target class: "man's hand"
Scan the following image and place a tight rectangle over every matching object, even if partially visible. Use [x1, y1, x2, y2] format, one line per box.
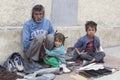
[42, 43, 46, 50]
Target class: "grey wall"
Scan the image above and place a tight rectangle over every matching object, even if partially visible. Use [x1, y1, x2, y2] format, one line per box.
[0, 0, 120, 27]
[78, 0, 120, 27]
[0, 0, 120, 64]
[0, 0, 52, 27]
[0, 27, 120, 64]
[51, 0, 78, 26]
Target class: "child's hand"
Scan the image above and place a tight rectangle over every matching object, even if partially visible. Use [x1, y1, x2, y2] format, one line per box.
[78, 50, 87, 55]
[75, 48, 87, 55]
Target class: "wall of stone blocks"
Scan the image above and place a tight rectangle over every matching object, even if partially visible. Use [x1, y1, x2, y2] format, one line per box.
[78, 0, 120, 27]
[0, 0, 52, 27]
[0, 27, 120, 64]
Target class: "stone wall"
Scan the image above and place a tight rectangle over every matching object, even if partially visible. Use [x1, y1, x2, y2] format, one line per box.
[0, 0, 120, 64]
[78, 0, 120, 26]
[0, 0, 52, 27]
[0, 27, 120, 64]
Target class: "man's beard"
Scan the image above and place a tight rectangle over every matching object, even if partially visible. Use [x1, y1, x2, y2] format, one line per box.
[35, 18, 42, 23]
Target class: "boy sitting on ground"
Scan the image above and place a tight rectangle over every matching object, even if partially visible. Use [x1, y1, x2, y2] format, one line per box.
[73, 21, 105, 65]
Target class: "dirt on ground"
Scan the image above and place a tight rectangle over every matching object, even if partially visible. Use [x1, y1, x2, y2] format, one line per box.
[0, 66, 23, 80]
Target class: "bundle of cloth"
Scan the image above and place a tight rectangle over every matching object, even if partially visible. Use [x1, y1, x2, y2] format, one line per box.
[76, 63, 116, 78]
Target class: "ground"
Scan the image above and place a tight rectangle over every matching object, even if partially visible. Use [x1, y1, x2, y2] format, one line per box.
[0, 46, 119, 80]
[55, 46, 120, 80]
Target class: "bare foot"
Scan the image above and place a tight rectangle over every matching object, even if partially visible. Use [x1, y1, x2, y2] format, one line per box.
[90, 58, 95, 63]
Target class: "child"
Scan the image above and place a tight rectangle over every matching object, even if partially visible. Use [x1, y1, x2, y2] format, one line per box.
[73, 21, 105, 64]
[43, 32, 70, 73]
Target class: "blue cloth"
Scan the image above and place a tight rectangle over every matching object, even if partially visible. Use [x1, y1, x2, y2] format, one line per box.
[73, 34, 101, 61]
[45, 45, 66, 64]
[22, 18, 54, 52]
[74, 34, 100, 52]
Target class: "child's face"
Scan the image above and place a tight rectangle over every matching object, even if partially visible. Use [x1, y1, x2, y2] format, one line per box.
[54, 38, 62, 47]
[87, 26, 96, 37]
[33, 11, 44, 22]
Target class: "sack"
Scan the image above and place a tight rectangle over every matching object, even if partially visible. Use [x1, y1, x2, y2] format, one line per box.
[66, 47, 75, 60]
[44, 57, 60, 67]
[4, 52, 24, 72]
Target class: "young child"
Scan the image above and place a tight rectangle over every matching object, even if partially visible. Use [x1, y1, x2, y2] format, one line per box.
[43, 32, 70, 73]
[73, 21, 105, 64]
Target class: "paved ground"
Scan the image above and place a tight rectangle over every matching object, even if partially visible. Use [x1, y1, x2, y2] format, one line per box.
[55, 46, 120, 80]
[94, 46, 120, 80]
[104, 46, 120, 58]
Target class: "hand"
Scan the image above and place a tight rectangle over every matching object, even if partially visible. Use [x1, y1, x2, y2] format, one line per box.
[43, 35, 46, 39]
[75, 48, 87, 55]
[78, 50, 87, 55]
[42, 43, 46, 50]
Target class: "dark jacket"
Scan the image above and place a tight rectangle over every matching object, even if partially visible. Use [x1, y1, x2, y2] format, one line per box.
[74, 34, 100, 52]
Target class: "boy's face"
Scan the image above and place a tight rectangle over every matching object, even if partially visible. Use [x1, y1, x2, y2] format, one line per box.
[87, 26, 96, 37]
[54, 38, 62, 47]
[33, 11, 44, 22]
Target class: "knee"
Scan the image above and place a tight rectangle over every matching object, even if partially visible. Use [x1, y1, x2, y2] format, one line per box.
[35, 35, 44, 43]
[35, 34, 44, 39]
[81, 54, 87, 58]
[46, 34, 54, 39]
[73, 52, 79, 61]
[98, 52, 105, 57]
[46, 34, 54, 42]
[81, 54, 93, 61]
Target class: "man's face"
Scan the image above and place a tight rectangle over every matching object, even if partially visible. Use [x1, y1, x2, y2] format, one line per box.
[33, 11, 44, 22]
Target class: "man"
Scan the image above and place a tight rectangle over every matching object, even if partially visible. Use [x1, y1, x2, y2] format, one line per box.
[23, 4, 54, 62]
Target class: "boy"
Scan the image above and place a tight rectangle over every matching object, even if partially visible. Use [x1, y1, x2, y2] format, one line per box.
[73, 21, 105, 64]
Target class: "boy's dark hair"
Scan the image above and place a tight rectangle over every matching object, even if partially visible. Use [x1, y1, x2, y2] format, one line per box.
[32, 4, 45, 19]
[85, 21, 97, 32]
[54, 33, 65, 45]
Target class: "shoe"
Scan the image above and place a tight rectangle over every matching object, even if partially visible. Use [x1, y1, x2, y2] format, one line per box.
[31, 61, 41, 71]
[7, 59, 17, 72]
[7, 60, 13, 72]
[14, 56, 24, 71]
[60, 64, 71, 73]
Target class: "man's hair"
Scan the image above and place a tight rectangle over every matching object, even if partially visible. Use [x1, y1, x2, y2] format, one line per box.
[54, 33, 65, 45]
[85, 21, 97, 32]
[32, 4, 45, 19]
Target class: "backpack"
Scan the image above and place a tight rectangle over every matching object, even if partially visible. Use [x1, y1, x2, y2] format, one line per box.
[66, 47, 75, 60]
[4, 52, 24, 72]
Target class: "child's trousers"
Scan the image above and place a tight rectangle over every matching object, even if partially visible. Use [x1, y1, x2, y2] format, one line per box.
[73, 51, 105, 62]
[81, 52, 105, 62]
